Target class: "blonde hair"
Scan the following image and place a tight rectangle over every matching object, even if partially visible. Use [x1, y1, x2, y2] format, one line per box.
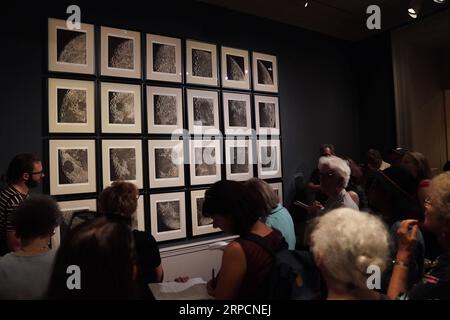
[244, 178, 279, 214]
[430, 172, 450, 220]
[310, 208, 390, 289]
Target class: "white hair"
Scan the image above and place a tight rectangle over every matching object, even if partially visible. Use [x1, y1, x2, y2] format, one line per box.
[310, 208, 390, 289]
[430, 172, 450, 220]
[318, 156, 351, 188]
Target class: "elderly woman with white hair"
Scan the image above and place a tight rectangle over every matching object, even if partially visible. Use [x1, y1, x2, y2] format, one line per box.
[388, 171, 450, 300]
[310, 208, 391, 299]
[310, 156, 359, 214]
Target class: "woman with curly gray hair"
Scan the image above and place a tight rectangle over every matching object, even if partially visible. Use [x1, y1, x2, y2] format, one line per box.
[310, 207, 391, 299]
[388, 172, 450, 299]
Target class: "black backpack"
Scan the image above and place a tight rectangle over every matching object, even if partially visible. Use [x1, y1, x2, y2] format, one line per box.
[243, 234, 322, 300]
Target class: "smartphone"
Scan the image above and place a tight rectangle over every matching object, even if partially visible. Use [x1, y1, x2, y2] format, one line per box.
[294, 201, 311, 209]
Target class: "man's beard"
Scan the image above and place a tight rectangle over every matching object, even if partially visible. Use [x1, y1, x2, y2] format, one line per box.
[25, 179, 40, 189]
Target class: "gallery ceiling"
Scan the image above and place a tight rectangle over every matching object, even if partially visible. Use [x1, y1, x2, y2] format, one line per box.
[198, 0, 450, 41]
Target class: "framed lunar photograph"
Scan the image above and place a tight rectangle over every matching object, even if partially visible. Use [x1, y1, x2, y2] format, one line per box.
[49, 140, 96, 195]
[101, 82, 142, 133]
[48, 78, 95, 133]
[132, 196, 145, 232]
[189, 139, 222, 186]
[191, 189, 220, 236]
[147, 86, 183, 134]
[150, 192, 186, 242]
[100, 26, 141, 78]
[48, 18, 95, 74]
[51, 199, 97, 249]
[252, 52, 278, 93]
[222, 92, 252, 135]
[101, 140, 143, 189]
[225, 139, 254, 181]
[257, 139, 282, 179]
[148, 140, 185, 188]
[187, 89, 220, 134]
[186, 40, 218, 86]
[147, 34, 182, 83]
[269, 182, 283, 205]
[254, 95, 280, 136]
[221, 46, 250, 90]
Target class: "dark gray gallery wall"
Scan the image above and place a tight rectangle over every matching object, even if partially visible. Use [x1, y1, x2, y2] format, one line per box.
[353, 34, 397, 161]
[0, 1, 363, 206]
[0, 9, 44, 192]
[442, 47, 450, 89]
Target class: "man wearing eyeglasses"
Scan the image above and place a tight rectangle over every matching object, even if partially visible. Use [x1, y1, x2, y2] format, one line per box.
[0, 154, 44, 256]
[306, 144, 336, 204]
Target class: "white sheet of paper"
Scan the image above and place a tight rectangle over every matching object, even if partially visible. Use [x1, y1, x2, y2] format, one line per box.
[159, 277, 207, 293]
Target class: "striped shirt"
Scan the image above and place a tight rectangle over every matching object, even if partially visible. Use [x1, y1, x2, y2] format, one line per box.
[0, 185, 27, 255]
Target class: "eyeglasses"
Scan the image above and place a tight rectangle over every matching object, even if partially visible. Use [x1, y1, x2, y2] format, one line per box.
[29, 171, 44, 176]
[319, 171, 335, 178]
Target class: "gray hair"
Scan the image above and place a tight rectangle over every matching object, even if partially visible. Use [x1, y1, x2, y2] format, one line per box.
[318, 156, 351, 188]
[310, 208, 390, 289]
[430, 172, 450, 221]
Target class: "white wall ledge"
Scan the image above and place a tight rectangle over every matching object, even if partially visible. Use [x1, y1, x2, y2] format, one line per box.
[159, 235, 238, 258]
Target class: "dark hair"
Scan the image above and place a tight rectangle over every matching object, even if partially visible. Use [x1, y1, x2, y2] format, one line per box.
[365, 167, 421, 224]
[98, 181, 138, 223]
[320, 144, 335, 156]
[444, 161, 450, 172]
[244, 178, 279, 214]
[5, 153, 40, 184]
[392, 147, 409, 155]
[13, 195, 60, 243]
[46, 217, 138, 299]
[367, 149, 382, 160]
[402, 152, 432, 181]
[202, 180, 266, 235]
[383, 166, 420, 197]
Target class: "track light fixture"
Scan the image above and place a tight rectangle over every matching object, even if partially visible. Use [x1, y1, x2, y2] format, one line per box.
[408, 0, 424, 18]
[408, 8, 418, 18]
[302, 0, 445, 19]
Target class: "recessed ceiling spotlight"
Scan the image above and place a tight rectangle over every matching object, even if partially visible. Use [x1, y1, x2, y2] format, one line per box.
[433, 0, 446, 4]
[408, 0, 423, 19]
[408, 8, 417, 18]
[305, 1, 309, 7]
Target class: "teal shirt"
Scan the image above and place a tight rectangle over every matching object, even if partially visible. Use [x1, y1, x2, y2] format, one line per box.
[265, 204, 296, 250]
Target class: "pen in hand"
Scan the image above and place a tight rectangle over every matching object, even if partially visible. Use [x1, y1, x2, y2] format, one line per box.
[211, 268, 216, 288]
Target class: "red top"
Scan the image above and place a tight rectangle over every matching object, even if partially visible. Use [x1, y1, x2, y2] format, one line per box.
[235, 229, 283, 299]
[418, 179, 431, 190]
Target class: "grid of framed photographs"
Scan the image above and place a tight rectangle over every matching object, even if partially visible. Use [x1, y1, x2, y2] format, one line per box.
[51, 199, 98, 249]
[46, 18, 282, 244]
